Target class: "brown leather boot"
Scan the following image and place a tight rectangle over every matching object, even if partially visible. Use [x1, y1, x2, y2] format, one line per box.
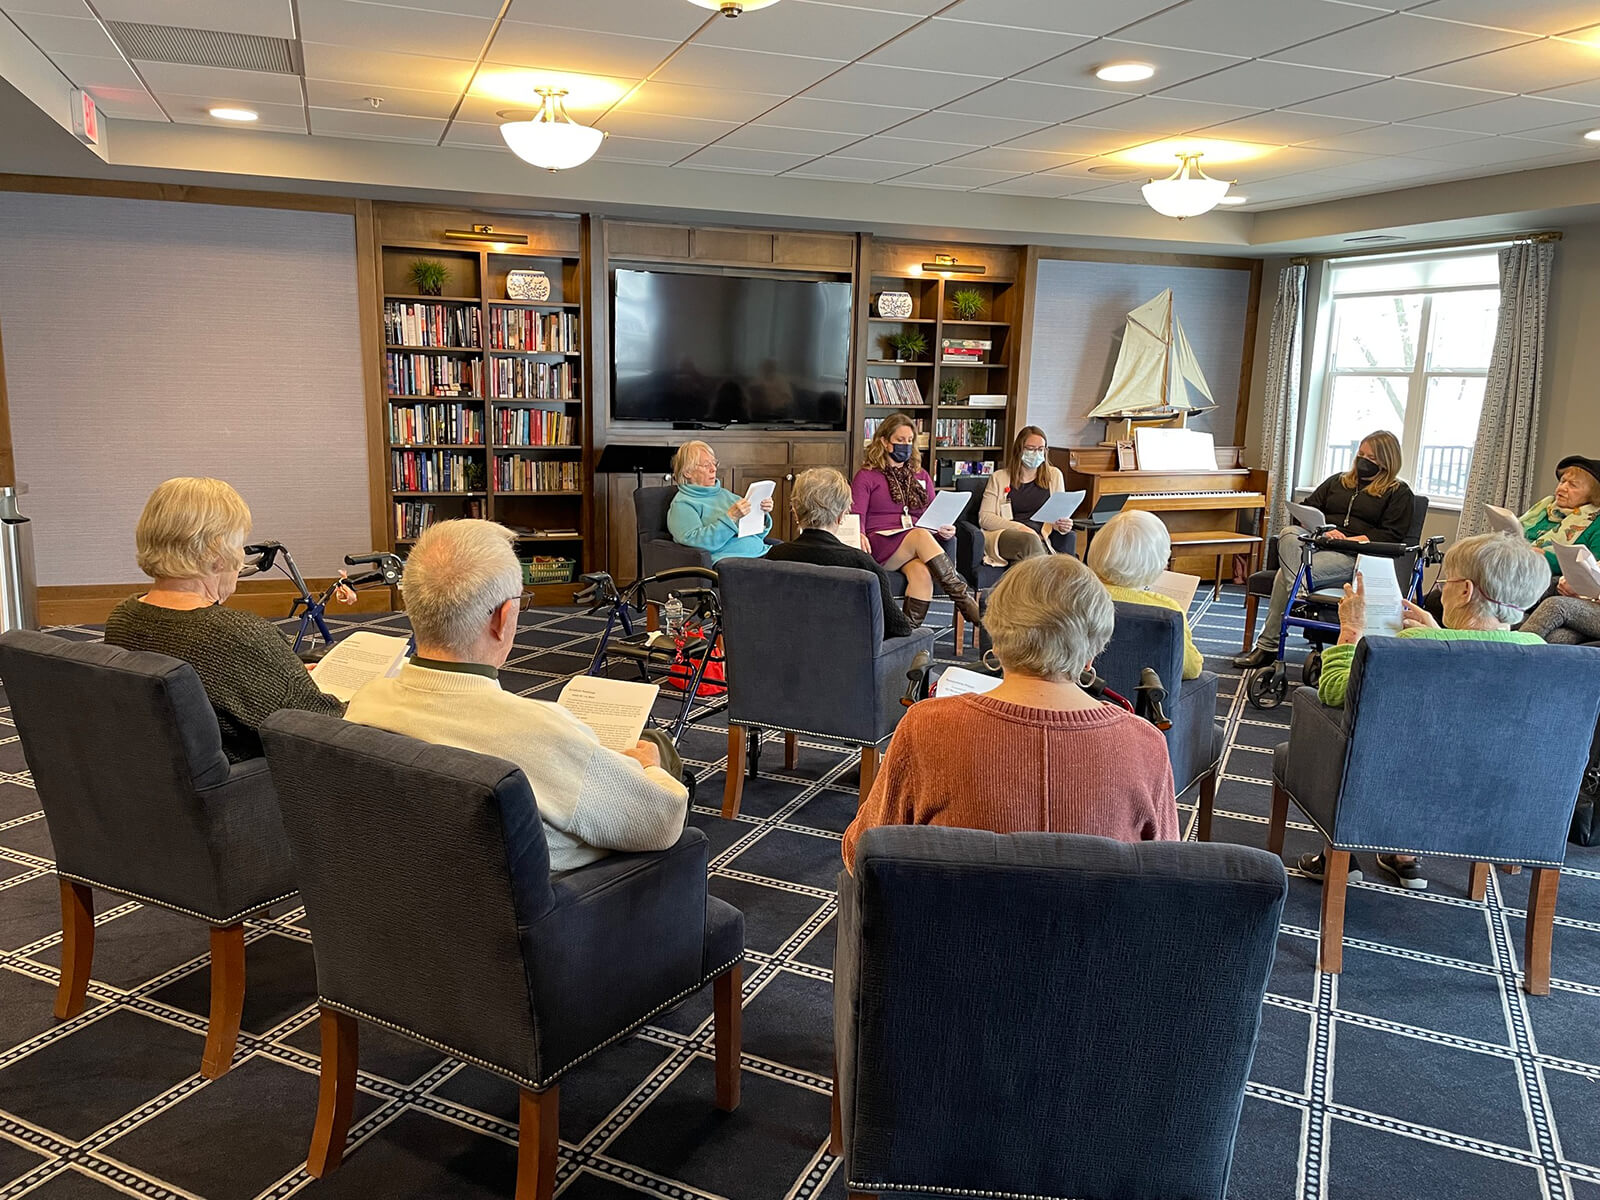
[902, 594, 930, 625]
[926, 553, 983, 628]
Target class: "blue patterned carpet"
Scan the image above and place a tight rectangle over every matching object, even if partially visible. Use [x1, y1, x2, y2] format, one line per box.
[0, 588, 1597, 1199]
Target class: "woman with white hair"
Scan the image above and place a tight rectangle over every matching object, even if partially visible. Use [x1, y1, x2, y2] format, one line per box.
[841, 554, 1177, 869]
[104, 477, 343, 761]
[1305, 531, 1551, 890]
[1087, 508, 1203, 679]
[665, 439, 773, 563]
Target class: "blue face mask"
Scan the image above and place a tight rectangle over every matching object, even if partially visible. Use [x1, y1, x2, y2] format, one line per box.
[890, 443, 913, 464]
[1020, 449, 1046, 470]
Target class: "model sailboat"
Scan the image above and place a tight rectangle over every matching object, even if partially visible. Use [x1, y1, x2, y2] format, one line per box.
[1086, 289, 1216, 443]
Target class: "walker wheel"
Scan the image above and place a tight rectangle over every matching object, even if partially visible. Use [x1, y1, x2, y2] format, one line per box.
[1302, 649, 1323, 688]
[1246, 665, 1289, 710]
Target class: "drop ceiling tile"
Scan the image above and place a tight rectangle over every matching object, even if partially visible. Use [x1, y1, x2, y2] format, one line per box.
[299, 2, 493, 58]
[1412, 34, 1600, 93]
[1159, 60, 1379, 108]
[845, 134, 959, 163]
[998, 123, 1139, 155]
[1411, 135, 1585, 164]
[466, 70, 634, 118]
[1272, 13, 1533, 75]
[717, 123, 861, 154]
[864, 18, 1086, 77]
[441, 120, 507, 148]
[1508, 115, 1600, 145]
[308, 107, 444, 143]
[886, 110, 1049, 146]
[754, 96, 921, 134]
[676, 145, 813, 173]
[784, 155, 911, 181]
[620, 80, 785, 122]
[1532, 77, 1600, 105]
[307, 79, 460, 120]
[503, 0, 709, 40]
[43, 52, 142, 91]
[1037, 156, 1147, 182]
[1077, 95, 1257, 134]
[1408, 0, 1600, 35]
[168, 98, 306, 130]
[6, 11, 118, 55]
[1281, 152, 1435, 181]
[487, 23, 679, 78]
[805, 63, 993, 108]
[827, 0, 952, 12]
[300, 43, 478, 93]
[1412, 94, 1600, 134]
[698, 0, 922, 59]
[1114, 0, 1384, 57]
[1020, 40, 1246, 91]
[88, 0, 294, 38]
[1202, 108, 1383, 143]
[940, 144, 1084, 171]
[974, 173, 1083, 196]
[936, 0, 1177, 36]
[592, 109, 736, 143]
[1229, 144, 1386, 173]
[653, 44, 844, 95]
[595, 135, 703, 164]
[943, 79, 1122, 123]
[886, 163, 1022, 188]
[133, 61, 304, 105]
[0, 0, 90, 14]
[1303, 121, 1484, 154]
[1289, 76, 1508, 121]
[1294, 158, 1464, 187]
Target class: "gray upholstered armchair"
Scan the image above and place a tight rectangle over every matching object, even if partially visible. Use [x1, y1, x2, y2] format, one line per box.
[259, 711, 744, 1198]
[1270, 638, 1600, 993]
[0, 630, 296, 1080]
[1097, 600, 1224, 838]
[716, 558, 935, 817]
[635, 484, 711, 580]
[833, 826, 1287, 1200]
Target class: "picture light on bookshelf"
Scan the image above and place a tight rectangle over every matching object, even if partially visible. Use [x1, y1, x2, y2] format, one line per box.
[443, 224, 530, 246]
[920, 254, 985, 275]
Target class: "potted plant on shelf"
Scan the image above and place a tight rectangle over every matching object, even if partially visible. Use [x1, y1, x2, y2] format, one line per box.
[968, 418, 992, 447]
[409, 259, 450, 297]
[950, 287, 986, 321]
[939, 376, 961, 403]
[888, 330, 928, 362]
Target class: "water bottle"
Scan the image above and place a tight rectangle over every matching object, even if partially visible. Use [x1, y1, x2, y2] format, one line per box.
[663, 594, 686, 640]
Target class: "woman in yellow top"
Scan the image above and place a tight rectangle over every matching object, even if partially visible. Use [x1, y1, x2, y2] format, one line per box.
[1086, 509, 1202, 679]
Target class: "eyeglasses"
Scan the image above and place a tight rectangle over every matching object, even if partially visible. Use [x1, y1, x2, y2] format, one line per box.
[492, 590, 538, 617]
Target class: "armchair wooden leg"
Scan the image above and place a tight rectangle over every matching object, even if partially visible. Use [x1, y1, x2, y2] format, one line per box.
[1243, 594, 1258, 653]
[645, 605, 659, 633]
[55, 879, 94, 1021]
[201, 924, 246, 1079]
[1267, 783, 1288, 857]
[1468, 861, 1490, 902]
[307, 1008, 358, 1177]
[1524, 867, 1560, 996]
[784, 732, 798, 771]
[858, 745, 880, 798]
[516, 1086, 560, 1200]
[953, 610, 965, 657]
[1196, 770, 1217, 842]
[1319, 849, 1350, 975]
[713, 964, 742, 1112]
[722, 725, 747, 819]
[829, 1056, 842, 1157]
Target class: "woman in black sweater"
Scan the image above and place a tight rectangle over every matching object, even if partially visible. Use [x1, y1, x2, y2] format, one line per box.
[1235, 430, 1415, 668]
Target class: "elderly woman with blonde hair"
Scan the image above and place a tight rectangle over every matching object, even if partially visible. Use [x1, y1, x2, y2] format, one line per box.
[1087, 508, 1203, 679]
[665, 439, 773, 563]
[103, 477, 343, 761]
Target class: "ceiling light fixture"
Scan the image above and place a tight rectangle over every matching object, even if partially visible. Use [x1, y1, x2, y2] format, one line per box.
[443, 224, 529, 246]
[1142, 153, 1231, 219]
[500, 88, 605, 171]
[1095, 62, 1155, 83]
[687, 0, 782, 15]
[208, 106, 258, 122]
[919, 253, 985, 276]
[1585, 129, 1600, 142]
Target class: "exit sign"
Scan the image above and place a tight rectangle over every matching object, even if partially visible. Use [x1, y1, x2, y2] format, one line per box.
[70, 89, 99, 145]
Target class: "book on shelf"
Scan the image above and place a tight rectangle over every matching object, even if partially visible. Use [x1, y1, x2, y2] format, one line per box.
[383, 301, 481, 349]
[864, 415, 924, 441]
[865, 377, 925, 407]
[940, 338, 991, 365]
[489, 358, 577, 400]
[488, 309, 579, 353]
[494, 407, 577, 447]
[395, 500, 439, 539]
[386, 352, 483, 397]
[392, 449, 485, 493]
[933, 417, 999, 448]
[952, 460, 995, 477]
[389, 402, 484, 446]
[494, 456, 579, 492]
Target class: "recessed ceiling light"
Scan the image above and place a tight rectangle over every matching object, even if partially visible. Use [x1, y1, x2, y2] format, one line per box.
[1218, 195, 1249, 205]
[208, 106, 258, 122]
[1095, 62, 1155, 83]
[1585, 129, 1600, 141]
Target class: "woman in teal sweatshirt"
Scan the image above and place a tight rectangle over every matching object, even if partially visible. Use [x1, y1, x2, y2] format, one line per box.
[666, 440, 772, 563]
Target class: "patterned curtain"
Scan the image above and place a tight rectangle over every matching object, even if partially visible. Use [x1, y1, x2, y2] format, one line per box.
[1258, 261, 1307, 536]
[1457, 240, 1556, 538]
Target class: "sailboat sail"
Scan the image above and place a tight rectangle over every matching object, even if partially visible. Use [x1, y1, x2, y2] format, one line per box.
[1086, 288, 1218, 419]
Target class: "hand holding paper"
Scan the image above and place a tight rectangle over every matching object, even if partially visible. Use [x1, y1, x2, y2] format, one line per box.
[738, 479, 775, 538]
[1027, 489, 1085, 527]
[1552, 543, 1600, 599]
[1484, 505, 1523, 537]
[915, 489, 971, 531]
[1351, 555, 1404, 637]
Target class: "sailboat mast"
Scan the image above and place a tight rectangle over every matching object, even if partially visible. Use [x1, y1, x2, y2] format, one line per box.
[1162, 298, 1172, 410]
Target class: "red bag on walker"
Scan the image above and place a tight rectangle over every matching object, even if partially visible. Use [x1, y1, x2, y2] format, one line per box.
[664, 627, 726, 697]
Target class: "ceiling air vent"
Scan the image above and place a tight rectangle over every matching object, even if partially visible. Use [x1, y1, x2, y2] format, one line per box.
[106, 22, 300, 73]
[1344, 234, 1404, 244]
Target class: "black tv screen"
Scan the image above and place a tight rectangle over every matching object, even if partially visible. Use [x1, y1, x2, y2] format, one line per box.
[611, 268, 851, 428]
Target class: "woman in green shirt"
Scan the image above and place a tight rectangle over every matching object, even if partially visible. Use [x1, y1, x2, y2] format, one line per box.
[1306, 532, 1550, 890]
[1520, 454, 1600, 575]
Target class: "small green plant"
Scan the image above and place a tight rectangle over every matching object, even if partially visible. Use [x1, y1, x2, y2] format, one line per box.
[969, 418, 993, 446]
[888, 329, 928, 362]
[939, 375, 961, 402]
[950, 287, 986, 321]
[408, 259, 450, 296]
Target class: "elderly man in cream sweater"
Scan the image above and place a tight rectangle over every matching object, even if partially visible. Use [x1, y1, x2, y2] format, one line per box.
[345, 519, 688, 872]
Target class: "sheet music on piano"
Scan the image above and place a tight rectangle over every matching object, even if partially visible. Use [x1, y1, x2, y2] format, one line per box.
[1133, 428, 1217, 472]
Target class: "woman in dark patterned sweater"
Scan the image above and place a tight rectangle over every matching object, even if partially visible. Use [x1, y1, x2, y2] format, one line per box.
[104, 477, 342, 761]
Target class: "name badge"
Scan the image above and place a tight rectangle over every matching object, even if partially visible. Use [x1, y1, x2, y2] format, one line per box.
[901, 508, 913, 530]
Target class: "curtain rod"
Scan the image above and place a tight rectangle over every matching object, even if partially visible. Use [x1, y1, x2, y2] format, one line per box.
[1302, 229, 1562, 263]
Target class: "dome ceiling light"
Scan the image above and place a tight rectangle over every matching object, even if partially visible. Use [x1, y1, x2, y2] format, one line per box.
[499, 88, 604, 171]
[1142, 153, 1232, 219]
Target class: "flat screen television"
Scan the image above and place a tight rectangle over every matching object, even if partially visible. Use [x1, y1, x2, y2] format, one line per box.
[611, 268, 851, 428]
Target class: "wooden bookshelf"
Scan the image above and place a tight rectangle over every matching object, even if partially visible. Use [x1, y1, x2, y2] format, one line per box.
[374, 208, 592, 603]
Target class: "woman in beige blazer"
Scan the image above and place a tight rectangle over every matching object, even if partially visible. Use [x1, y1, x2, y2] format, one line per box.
[978, 426, 1076, 568]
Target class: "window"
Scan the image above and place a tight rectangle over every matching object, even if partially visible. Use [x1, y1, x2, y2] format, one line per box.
[1306, 249, 1501, 505]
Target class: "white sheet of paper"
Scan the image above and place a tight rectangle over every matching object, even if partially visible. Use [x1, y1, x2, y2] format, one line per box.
[1028, 489, 1086, 526]
[1132, 428, 1216, 472]
[1287, 502, 1327, 530]
[738, 479, 776, 539]
[558, 676, 660, 753]
[1354, 555, 1404, 637]
[837, 513, 861, 546]
[915, 489, 971, 531]
[935, 666, 1003, 697]
[1149, 570, 1201, 613]
[1552, 543, 1600, 599]
[1484, 505, 1523, 537]
[308, 632, 410, 703]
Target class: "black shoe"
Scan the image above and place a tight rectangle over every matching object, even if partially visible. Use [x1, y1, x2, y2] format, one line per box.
[1375, 853, 1428, 890]
[1297, 852, 1362, 884]
[1232, 646, 1275, 669]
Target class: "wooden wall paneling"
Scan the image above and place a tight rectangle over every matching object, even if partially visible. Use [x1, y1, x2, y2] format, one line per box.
[869, 239, 1019, 280]
[1012, 246, 1042, 433]
[692, 228, 774, 264]
[39, 579, 392, 626]
[0, 174, 357, 214]
[1234, 258, 1265, 449]
[1032, 246, 1258, 272]
[848, 232, 873, 475]
[0, 315, 14, 488]
[775, 233, 854, 270]
[580, 213, 601, 573]
[607, 222, 692, 260]
[373, 204, 581, 256]
[353, 199, 389, 558]
[589, 217, 615, 575]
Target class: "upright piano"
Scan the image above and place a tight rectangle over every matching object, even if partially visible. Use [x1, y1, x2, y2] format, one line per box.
[1054, 444, 1270, 590]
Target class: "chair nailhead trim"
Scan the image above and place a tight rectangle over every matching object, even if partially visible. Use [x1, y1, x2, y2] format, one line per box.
[1274, 794, 1564, 868]
[728, 721, 888, 747]
[55, 873, 297, 926]
[847, 1181, 1086, 1199]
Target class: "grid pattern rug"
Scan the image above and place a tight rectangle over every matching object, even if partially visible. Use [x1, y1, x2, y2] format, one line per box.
[1, 589, 1599, 1200]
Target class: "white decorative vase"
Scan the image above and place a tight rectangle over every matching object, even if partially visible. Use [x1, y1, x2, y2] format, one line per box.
[875, 290, 913, 319]
[506, 269, 551, 302]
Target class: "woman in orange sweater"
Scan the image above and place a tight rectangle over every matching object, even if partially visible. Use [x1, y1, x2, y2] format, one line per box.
[842, 554, 1178, 870]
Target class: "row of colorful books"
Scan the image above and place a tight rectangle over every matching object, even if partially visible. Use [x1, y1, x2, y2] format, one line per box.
[394, 501, 439, 539]
[384, 301, 481, 348]
[386, 353, 483, 397]
[952, 460, 995, 477]
[934, 418, 1000, 447]
[864, 416, 924, 441]
[495, 408, 577, 447]
[866, 377, 924, 406]
[389, 403, 484, 446]
[488, 358, 578, 400]
[488, 309, 579, 353]
[392, 450, 485, 493]
[493, 458, 580, 492]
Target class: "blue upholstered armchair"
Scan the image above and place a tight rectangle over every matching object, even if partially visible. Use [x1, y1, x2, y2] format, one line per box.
[1270, 638, 1600, 993]
[0, 630, 296, 1081]
[716, 558, 936, 817]
[1099, 600, 1223, 836]
[259, 712, 745, 1197]
[833, 826, 1287, 1200]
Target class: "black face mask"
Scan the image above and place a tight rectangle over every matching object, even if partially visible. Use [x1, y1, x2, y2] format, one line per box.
[1353, 456, 1380, 481]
